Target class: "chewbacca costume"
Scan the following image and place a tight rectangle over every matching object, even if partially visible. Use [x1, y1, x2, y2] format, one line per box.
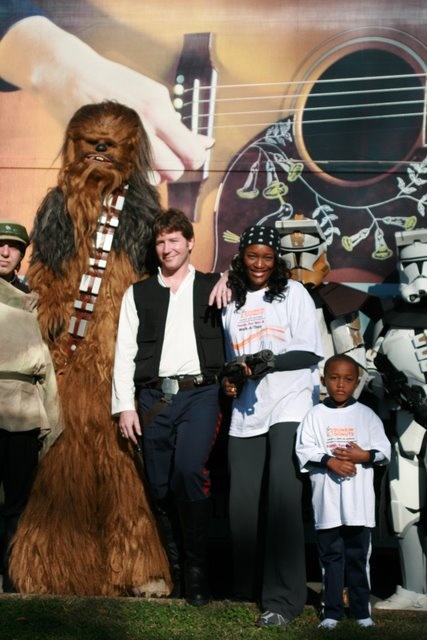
[9, 102, 171, 596]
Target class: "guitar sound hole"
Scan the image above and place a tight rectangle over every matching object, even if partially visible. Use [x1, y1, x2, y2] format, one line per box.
[302, 49, 424, 181]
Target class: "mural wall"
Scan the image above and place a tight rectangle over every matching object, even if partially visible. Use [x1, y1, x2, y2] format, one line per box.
[0, 0, 426, 282]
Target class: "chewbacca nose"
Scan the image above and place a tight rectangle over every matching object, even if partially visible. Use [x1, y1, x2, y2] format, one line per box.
[95, 142, 107, 152]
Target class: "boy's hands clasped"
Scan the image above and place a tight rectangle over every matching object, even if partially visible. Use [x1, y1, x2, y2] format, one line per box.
[327, 442, 370, 478]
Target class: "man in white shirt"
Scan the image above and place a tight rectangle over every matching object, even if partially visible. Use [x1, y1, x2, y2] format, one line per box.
[112, 208, 225, 606]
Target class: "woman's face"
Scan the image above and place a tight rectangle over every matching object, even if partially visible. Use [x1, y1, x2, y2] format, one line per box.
[243, 243, 276, 289]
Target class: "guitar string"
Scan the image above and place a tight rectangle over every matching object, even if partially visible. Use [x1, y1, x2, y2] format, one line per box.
[211, 84, 422, 104]
[194, 72, 426, 89]
[176, 72, 426, 132]
[181, 98, 425, 129]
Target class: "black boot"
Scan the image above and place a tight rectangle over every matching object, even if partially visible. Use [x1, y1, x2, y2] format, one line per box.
[177, 498, 212, 606]
[155, 500, 185, 598]
[1, 515, 20, 593]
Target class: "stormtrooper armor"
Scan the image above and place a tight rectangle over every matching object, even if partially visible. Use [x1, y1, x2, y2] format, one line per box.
[276, 214, 369, 398]
[397, 228, 427, 303]
[368, 228, 427, 610]
[276, 215, 330, 287]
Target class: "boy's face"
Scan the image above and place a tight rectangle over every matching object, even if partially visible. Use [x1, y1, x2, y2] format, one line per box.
[322, 360, 360, 407]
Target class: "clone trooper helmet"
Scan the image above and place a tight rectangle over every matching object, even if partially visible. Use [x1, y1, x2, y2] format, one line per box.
[275, 213, 330, 287]
[395, 228, 427, 303]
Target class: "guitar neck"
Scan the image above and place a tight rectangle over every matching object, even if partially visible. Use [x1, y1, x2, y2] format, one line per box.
[167, 32, 217, 220]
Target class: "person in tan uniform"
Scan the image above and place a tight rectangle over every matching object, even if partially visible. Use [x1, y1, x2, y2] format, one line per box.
[0, 220, 61, 592]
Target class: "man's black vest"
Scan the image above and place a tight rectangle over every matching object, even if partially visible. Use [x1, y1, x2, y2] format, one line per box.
[132, 271, 225, 384]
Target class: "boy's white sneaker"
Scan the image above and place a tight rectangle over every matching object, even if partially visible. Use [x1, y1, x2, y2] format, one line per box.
[318, 618, 339, 629]
[357, 617, 375, 628]
[374, 585, 427, 611]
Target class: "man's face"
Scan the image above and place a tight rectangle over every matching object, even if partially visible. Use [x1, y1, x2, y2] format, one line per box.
[0, 240, 23, 280]
[155, 230, 194, 276]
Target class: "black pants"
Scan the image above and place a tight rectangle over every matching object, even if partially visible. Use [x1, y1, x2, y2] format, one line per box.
[138, 385, 221, 502]
[0, 428, 40, 586]
[317, 525, 372, 621]
[228, 422, 307, 619]
[0, 428, 39, 519]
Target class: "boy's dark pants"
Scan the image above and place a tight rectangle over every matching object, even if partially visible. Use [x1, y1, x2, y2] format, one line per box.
[317, 525, 372, 620]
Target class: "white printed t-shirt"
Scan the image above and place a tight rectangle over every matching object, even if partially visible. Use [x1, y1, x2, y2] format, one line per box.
[222, 279, 323, 438]
[295, 401, 391, 529]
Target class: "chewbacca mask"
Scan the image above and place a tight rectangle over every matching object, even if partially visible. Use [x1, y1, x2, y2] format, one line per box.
[9, 101, 171, 596]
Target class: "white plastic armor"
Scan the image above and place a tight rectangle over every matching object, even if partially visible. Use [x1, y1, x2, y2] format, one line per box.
[369, 229, 427, 604]
[276, 214, 367, 398]
[396, 228, 427, 304]
[276, 214, 330, 287]
[330, 314, 367, 396]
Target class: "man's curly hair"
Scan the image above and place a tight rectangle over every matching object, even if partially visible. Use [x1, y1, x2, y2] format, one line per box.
[227, 251, 291, 309]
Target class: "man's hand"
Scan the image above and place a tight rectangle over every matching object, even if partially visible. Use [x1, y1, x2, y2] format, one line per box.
[0, 17, 214, 184]
[209, 271, 231, 308]
[118, 410, 141, 445]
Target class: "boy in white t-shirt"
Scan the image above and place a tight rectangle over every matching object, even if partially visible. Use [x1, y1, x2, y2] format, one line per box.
[296, 354, 390, 630]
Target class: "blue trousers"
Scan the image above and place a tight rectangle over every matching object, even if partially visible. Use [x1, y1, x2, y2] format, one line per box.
[138, 385, 221, 502]
[317, 525, 372, 621]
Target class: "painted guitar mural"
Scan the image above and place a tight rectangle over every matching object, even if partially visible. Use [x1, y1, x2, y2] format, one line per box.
[170, 27, 427, 283]
[0, 3, 426, 283]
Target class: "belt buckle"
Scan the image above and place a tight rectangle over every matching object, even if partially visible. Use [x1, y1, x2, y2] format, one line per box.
[161, 377, 180, 401]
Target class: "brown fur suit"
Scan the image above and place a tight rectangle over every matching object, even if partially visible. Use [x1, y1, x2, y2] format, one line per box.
[9, 101, 171, 596]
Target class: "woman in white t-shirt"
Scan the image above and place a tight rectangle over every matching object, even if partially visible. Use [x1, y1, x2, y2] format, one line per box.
[221, 224, 323, 629]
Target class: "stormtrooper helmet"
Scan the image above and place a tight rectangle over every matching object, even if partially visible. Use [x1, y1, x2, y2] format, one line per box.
[395, 228, 427, 303]
[275, 213, 330, 286]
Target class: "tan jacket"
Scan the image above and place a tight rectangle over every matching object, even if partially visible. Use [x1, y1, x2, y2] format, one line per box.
[0, 278, 62, 456]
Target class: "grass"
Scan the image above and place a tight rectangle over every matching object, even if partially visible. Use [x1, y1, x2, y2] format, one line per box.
[0, 596, 426, 640]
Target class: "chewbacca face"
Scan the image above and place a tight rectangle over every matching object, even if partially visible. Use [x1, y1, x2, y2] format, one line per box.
[60, 101, 154, 193]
